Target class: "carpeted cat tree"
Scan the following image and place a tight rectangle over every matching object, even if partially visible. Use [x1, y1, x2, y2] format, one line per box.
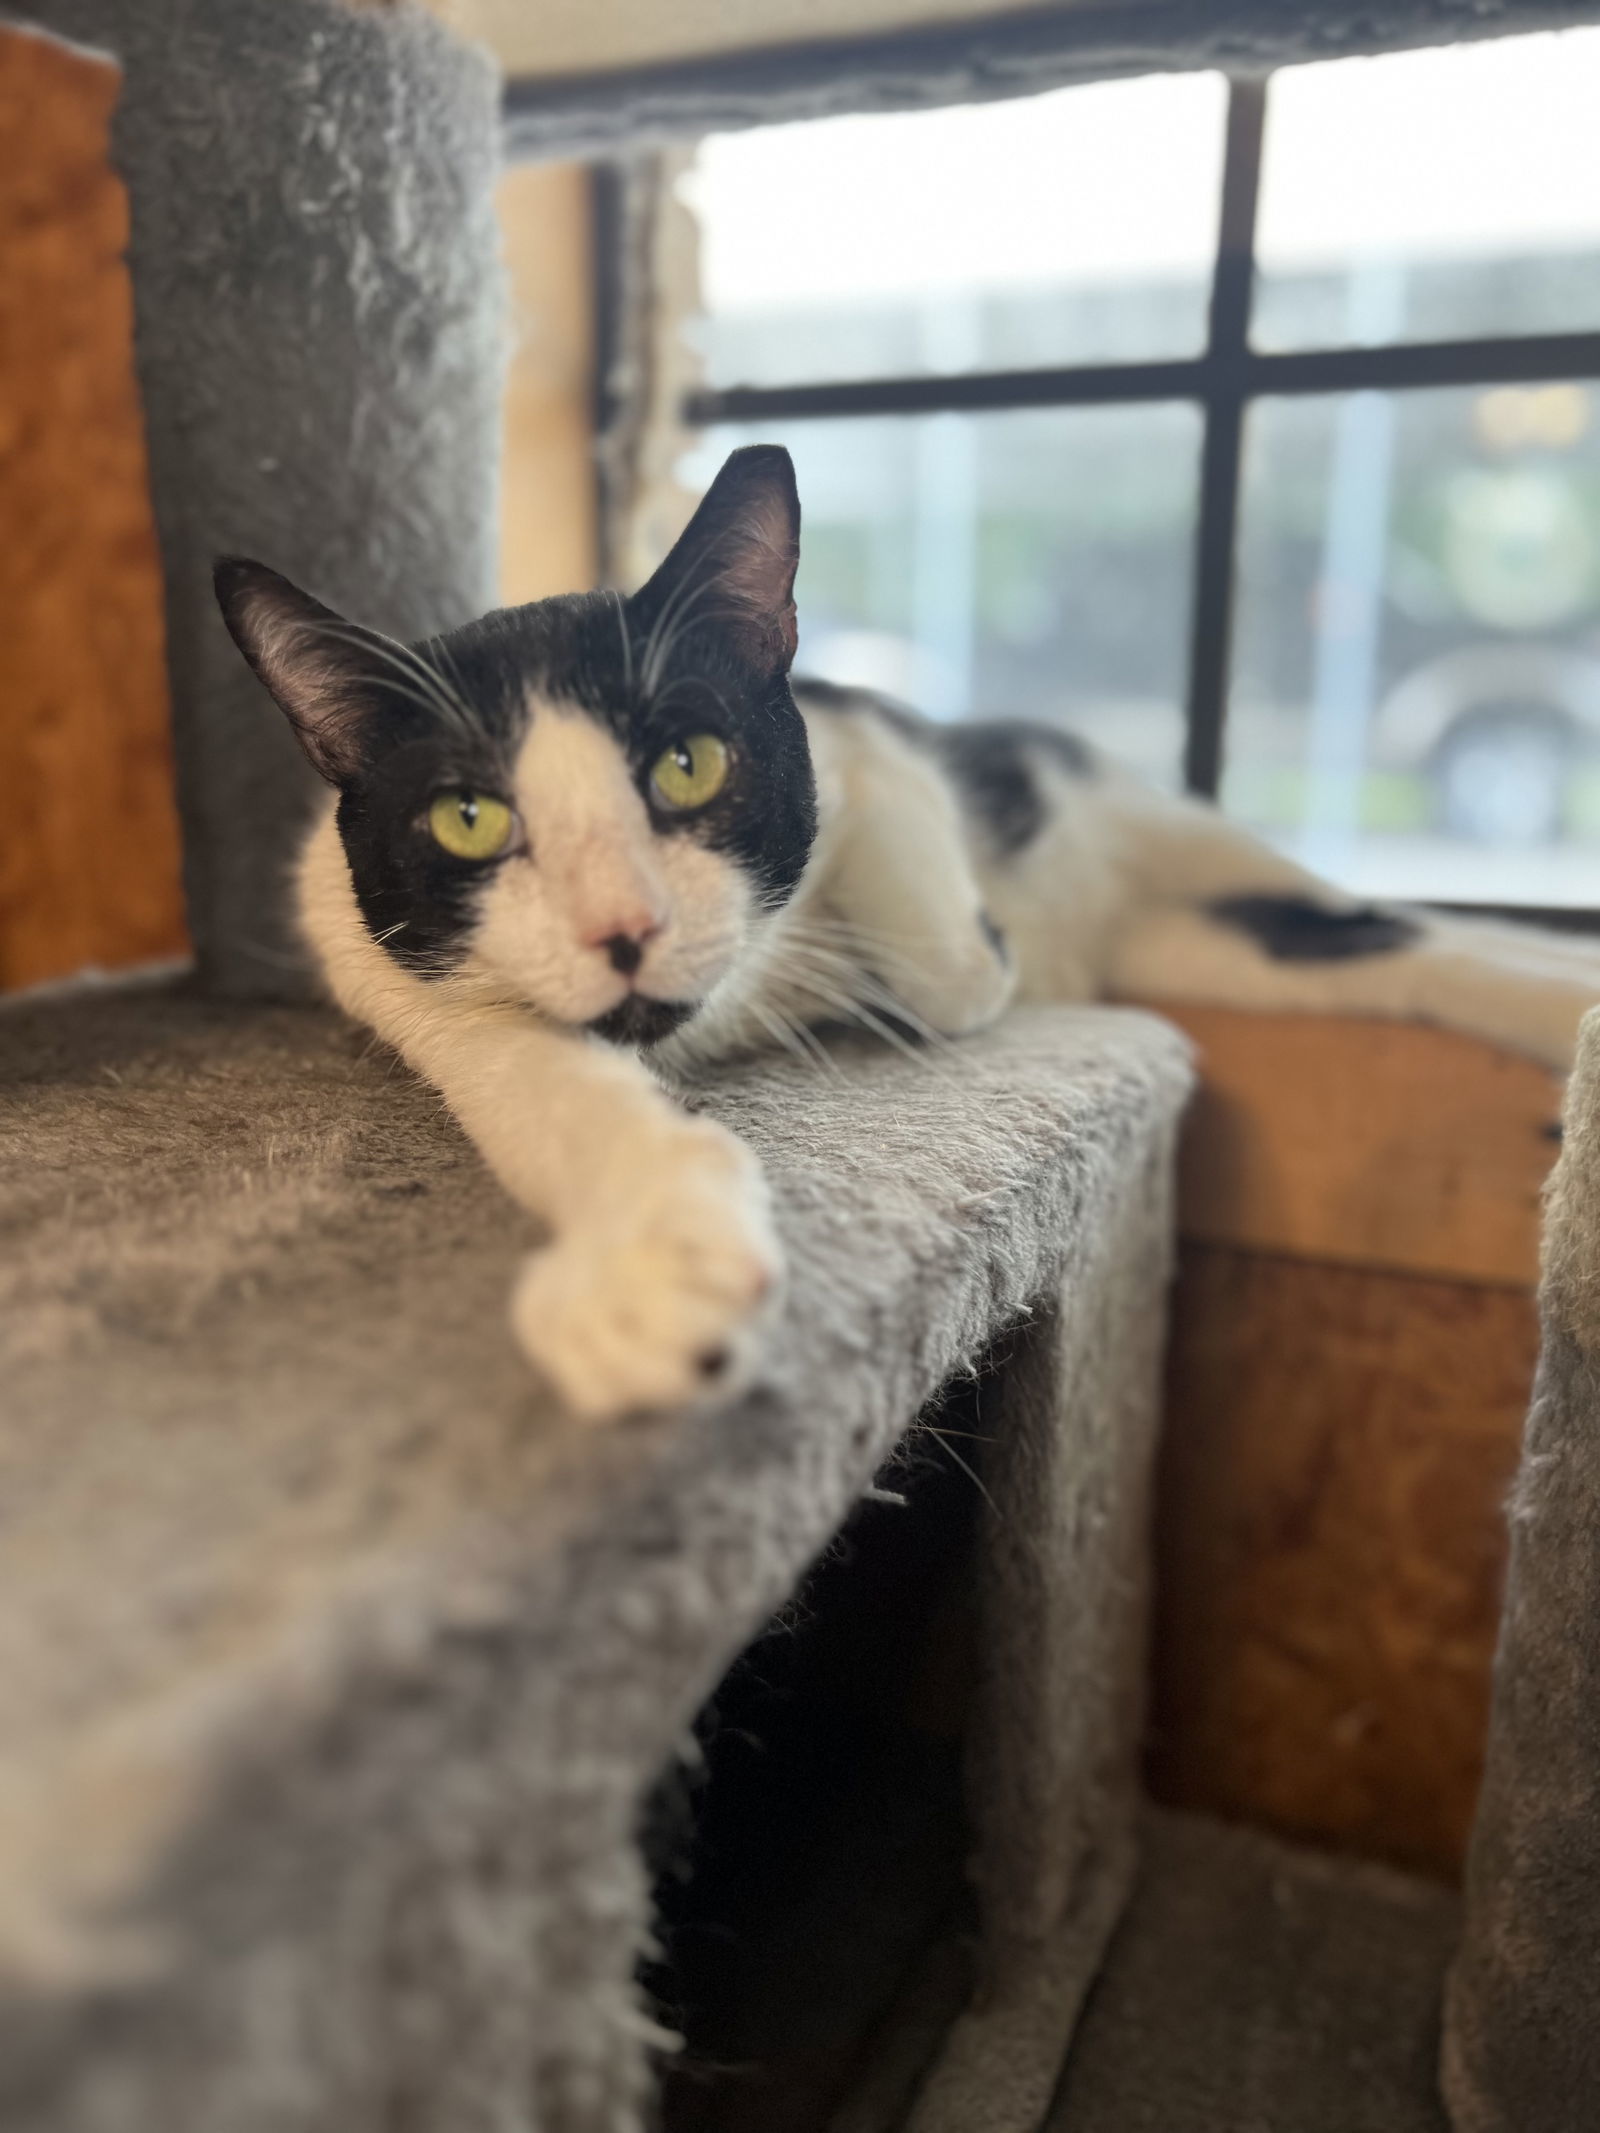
[3, 4, 1583, 2132]
[17, 0, 505, 997]
[2, 6, 1195, 2129]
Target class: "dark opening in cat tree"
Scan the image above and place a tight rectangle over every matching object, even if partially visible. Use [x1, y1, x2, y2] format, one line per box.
[640, 1371, 992, 2131]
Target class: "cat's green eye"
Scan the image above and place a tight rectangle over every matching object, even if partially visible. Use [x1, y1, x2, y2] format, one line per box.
[428, 790, 515, 861]
[650, 733, 730, 813]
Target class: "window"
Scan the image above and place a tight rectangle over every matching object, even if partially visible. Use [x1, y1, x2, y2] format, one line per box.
[680, 405, 1202, 786]
[668, 31, 1600, 909]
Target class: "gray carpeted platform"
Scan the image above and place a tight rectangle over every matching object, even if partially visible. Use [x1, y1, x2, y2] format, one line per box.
[0, 984, 1190, 2133]
[1050, 1810, 1457, 2133]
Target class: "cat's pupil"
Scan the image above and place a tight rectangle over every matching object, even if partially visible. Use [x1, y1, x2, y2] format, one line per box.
[673, 745, 693, 774]
[459, 796, 479, 828]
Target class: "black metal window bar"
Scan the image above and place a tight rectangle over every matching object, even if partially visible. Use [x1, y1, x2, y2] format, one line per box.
[682, 75, 1600, 833]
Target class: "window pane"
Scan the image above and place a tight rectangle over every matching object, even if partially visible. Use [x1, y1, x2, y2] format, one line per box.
[1253, 30, 1600, 352]
[686, 75, 1227, 390]
[684, 405, 1201, 785]
[1224, 383, 1600, 905]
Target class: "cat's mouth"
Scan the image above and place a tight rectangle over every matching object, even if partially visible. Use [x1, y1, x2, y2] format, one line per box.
[586, 996, 699, 1049]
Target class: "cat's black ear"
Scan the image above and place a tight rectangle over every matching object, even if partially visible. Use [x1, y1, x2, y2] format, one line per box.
[630, 444, 801, 673]
[213, 558, 390, 785]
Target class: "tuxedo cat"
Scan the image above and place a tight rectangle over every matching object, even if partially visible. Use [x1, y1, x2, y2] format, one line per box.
[216, 444, 1600, 1421]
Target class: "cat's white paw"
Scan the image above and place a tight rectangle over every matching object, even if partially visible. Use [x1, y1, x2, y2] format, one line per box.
[510, 1120, 780, 1423]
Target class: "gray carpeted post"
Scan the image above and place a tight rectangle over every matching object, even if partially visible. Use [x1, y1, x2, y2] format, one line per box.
[1443, 1005, 1600, 2129]
[20, 0, 505, 997]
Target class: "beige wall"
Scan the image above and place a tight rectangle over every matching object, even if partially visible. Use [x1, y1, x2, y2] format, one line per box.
[427, 0, 1081, 82]
[498, 160, 598, 602]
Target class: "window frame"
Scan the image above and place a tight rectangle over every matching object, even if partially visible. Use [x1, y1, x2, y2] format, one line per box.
[668, 74, 1600, 906]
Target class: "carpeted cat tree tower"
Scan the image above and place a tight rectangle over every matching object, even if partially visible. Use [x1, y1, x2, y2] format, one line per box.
[0, 4, 1581, 2132]
[1, 6, 1195, 2130]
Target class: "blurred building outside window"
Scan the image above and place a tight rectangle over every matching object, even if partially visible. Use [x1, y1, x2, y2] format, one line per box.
[669, 31, 1600, 909]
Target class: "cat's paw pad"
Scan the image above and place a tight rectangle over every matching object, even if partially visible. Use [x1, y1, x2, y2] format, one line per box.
[510, 1125, 780, 1423]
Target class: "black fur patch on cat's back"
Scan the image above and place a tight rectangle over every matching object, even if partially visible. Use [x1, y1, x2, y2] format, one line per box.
[936, 722, 1093, 856]
[1208, 893, 1421, 960]
[794, 682, 1093, 857]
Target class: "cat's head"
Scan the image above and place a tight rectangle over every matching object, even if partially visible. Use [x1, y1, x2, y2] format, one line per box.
[214, 445, 816, 1048]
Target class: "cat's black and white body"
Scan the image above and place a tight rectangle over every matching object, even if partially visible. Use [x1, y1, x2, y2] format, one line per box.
[217, 445, 1600, 1421]
[788, 679, 1600, 1072]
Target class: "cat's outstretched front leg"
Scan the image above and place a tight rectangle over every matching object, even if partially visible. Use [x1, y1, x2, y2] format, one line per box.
[396, 999, 779, 1421]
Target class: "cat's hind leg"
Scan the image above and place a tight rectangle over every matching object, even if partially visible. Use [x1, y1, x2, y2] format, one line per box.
[1071, 779, 1600, 1069]
[1108, 895, 1600, 1071]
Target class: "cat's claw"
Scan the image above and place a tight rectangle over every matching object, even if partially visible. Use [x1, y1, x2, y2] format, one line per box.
[509, 1122, 781, 1423]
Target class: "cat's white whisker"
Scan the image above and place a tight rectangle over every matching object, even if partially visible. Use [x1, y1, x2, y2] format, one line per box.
[310, 620, 477, 741]
[756, 991, 840, 1075]
[640, 563, 745, 703]
[638, 556, 710, 701]
[747, 1000, 830, 1076]
[762, 937, 959, 1060]
[769, 962, 954, 1074]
